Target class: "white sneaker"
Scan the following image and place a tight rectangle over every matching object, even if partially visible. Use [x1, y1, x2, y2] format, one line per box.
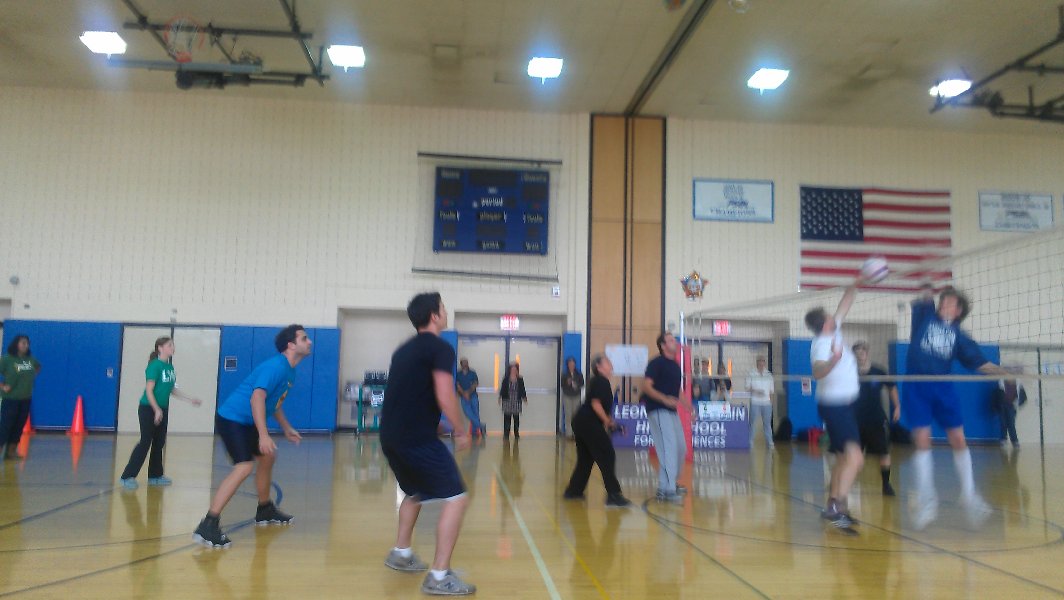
[961, 494, 993, 530]
[911, 493, 938, 530]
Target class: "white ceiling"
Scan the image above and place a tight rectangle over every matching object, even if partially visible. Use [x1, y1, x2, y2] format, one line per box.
[2, 0, 1063, 134]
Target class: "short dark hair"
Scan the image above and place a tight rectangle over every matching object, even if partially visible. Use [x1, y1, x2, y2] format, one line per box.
[939, 287, 972, 322]
[804, 308, 828, 335]
[275, 324, 305, 353]
[407, 292, 443, 329]
[852, 340, 868, 352]
[6, 335, 30, 357]
[656, 332, 672, 354]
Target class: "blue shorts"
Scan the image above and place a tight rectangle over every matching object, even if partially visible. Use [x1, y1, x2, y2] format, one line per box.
[383, 439, 466, 502]
[818, 403, 860, 454]
[217, 415, 260, 464]
[904, 381, 963, 430]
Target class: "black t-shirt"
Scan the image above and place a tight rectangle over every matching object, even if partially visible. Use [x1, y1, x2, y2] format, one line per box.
[854, 364, 895, 424]
[380, 332, 456, 446]
[642, 355, 681, 412]
[577, 374, 614, 420]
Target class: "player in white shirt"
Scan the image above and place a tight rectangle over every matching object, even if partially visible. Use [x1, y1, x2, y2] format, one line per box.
[804, 278, 864, 533]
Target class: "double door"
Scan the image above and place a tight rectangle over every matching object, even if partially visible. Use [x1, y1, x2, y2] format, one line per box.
[456, 335, 560, 435]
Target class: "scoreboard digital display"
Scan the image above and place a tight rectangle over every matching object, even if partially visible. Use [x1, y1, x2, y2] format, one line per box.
[433, 166, 550, 255]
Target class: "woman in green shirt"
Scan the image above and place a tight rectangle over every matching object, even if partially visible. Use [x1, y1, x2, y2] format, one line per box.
[0, 335, 40, 460]
[120, 337, 201, 489]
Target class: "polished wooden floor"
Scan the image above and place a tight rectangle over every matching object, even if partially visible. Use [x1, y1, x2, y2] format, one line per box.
[0, 432, 1062, 599]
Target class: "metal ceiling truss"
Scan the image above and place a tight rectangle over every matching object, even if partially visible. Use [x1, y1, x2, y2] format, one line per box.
[931, 5, 1064, 124]
[116, 0, 329, 89]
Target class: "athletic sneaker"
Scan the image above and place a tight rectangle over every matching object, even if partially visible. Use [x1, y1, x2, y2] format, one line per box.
[882, 482, 896, 497]
[910, 493, 939, 531]
[605, 494, 632, 508]
[655, 490, 683, 505]
[385, 549, 429, 572]
[820, 507, 857, 531]
[193, 517, 232, 548]
[421, 570, 476, 595]
[255, 501, 293, 525]
[147, 476, 172, 487]
[961, 494, 993, 529]
[675, 485, 688, 496]
[120, 478, 138, 490]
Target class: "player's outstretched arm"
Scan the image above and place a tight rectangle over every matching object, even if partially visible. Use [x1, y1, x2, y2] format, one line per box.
[833, 277, 862, 324]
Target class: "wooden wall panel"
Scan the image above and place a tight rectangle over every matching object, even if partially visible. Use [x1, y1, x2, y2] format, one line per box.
[591, 116, 626, 220]
[630, 222, 663, 329]
[631, 117, 664, 224]
[589, 221, 624, 328]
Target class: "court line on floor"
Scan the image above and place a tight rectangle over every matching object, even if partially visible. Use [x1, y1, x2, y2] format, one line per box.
[640, 499, 772, 599]
[492, 464, 562, 600]
[720, 468, 1064, 597]
[0, 489, 115, 531]
[530, 495, 612, 600]
[0, 518, 258, 598]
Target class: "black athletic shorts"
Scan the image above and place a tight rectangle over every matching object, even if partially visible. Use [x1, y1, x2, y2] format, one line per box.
[817, 403, 860, 454]
[217, 415, 261, 464]
[383, 439, 466, 502]
[858, 418, 890, 456]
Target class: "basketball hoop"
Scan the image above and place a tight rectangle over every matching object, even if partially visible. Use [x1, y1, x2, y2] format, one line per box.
[163, 16, 206, 63]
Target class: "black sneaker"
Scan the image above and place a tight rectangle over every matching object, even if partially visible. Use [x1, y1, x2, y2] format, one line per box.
[255, 501, 293, 526]
[821, 508, 858, 535]
[605, 494, 632, 508]
[882, 482, 896, 497]
[193, 517, 232, 548]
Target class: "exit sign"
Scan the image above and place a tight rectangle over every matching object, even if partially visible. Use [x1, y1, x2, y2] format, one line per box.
[500, 314, 520, 331]
[713, 320, 731, 336]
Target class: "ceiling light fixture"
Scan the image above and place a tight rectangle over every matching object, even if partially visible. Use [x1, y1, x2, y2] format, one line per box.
[928, 79, 972, 99]
[747, 68, 789, 93]
[327, 45, 366, 71]
[79, 31, 127, 56]
[527, 57, 564, 83]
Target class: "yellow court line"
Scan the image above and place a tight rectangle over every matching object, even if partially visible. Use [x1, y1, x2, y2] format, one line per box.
[530, 493, 612, 600]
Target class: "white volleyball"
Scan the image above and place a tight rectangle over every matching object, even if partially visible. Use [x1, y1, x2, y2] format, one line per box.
[861, 256, 889, 283]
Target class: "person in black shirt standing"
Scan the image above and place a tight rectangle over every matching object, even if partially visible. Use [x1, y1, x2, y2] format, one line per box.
[852, 341, 900, 496]
[380, 292, 475, 596]
[563, 355, 631, 508]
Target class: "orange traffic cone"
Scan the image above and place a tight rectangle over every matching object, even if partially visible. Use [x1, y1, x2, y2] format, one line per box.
[22, 414, 33, 436]
[68, 395, 86, 436]
[16, 433, 30, 459]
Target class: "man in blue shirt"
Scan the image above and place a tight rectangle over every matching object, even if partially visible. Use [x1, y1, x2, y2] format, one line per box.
[641, 332, 688, 504]
[906, 286, 1008, 530]
[193, 325, 312, 548]
[456, 358, 485, 437]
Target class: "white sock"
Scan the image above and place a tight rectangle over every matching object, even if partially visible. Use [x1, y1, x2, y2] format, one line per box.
[914, 449, 935, 499]
[953, 448, 975, 498]
[392, 547, 412, 558]
[431, 569, 448, 581]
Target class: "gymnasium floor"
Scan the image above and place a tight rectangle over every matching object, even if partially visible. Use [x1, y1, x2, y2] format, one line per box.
[0, 433, 1062, 599]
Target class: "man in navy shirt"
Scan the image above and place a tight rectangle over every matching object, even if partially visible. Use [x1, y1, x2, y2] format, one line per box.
[641, 332, 688, 504]
[381, 293, 474, 596]
[193, 324, 311, 548]
[907, 285, 1009, 530]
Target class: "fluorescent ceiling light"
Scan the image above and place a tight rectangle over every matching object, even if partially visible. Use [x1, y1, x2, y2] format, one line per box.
[328, 45, 366, 71]
[527, 57, 563, 82]
[929, 79, 972, 98]
[747, 68, 789, 93]
[79, 31, 126, 56]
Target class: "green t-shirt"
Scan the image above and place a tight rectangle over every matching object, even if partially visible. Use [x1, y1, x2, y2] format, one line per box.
[0, 355, 41, 400]
[139, 359, 176, 409]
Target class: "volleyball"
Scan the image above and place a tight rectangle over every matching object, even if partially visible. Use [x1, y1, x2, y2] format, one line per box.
[860, 256, 889, 283]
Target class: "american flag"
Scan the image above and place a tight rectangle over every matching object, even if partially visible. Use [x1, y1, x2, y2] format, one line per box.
[800, 186, 952, 292]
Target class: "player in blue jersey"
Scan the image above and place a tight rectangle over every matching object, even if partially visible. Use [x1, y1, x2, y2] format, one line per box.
[906, 285, 1008, 530]
[193, 325, 312, 548]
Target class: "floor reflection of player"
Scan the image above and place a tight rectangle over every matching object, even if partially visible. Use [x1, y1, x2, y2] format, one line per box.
[500, 438, 524, 497]
[564, 503, 621, 590]
[120, 487, 163, 597]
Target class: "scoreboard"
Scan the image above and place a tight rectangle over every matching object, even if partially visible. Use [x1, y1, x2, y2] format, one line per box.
[433, 166, 550, 255]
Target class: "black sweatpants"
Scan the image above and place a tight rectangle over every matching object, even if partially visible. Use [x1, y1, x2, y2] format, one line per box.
[503, 413, 521, 438]
[565, 413, 622, 496]
[0, 398, 31, 448]
[121, 405, 169, 479]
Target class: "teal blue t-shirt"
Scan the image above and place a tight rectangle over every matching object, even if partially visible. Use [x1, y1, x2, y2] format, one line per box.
[217, 354, 295, 426]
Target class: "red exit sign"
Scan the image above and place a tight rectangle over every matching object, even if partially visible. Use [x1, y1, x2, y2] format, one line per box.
[500, 314, 520, 331]
[713, 320, 731, 336]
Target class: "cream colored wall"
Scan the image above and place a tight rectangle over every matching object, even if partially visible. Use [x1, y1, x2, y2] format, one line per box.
[0, 86, 589, 337]
[666, 118, 1064, 344]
